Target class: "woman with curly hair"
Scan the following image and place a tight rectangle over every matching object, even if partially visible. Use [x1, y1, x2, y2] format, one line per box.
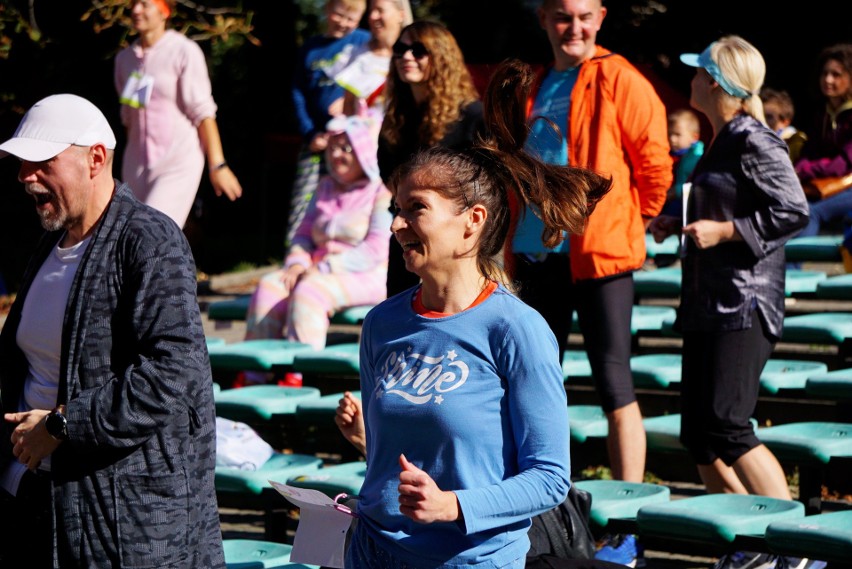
[378, 20, 486, 295]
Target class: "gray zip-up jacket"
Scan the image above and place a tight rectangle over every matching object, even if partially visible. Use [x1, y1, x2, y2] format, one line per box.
[0, 182, 225, 568]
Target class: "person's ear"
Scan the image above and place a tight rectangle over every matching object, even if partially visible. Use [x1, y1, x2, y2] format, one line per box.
[88, 143, 110, 178]
[465, 203, 487, 237]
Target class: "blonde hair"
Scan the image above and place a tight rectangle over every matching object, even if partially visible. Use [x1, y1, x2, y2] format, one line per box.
[381, 21, 480, 147]
[668, 108, 700, 136]
[333, 0, 367, 13]
[711, 35, 767, 122]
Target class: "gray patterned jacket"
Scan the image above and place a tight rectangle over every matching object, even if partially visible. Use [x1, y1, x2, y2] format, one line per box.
[0, 182, 225, 568]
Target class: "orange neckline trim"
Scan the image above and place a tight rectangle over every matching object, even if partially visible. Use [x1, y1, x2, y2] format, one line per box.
[413, 281, 499, 318]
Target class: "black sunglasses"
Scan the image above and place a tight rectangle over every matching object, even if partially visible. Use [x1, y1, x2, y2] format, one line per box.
[392, 40, 429, 59]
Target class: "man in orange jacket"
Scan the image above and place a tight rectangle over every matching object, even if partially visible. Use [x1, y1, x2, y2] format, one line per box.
[507, 0, 672, 564]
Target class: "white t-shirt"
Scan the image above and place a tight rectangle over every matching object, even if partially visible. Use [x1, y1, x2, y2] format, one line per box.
[1, 235, 89, 495]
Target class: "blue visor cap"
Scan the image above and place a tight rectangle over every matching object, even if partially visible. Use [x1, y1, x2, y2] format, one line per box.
[680, 43, 751, 99]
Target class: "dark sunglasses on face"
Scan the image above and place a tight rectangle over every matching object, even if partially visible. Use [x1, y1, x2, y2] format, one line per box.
[392, 40, 429, 59]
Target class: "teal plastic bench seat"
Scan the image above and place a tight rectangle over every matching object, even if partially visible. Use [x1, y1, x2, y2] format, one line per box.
[207, 295, 371, 326]
[330, 305, 374, 326]
[784, 269, 827, 296]
[568, 405, 608, 443]
[630, 305, 677, 334]
[572, 305, 677, 335]
[816, 273, 852, 300]
[633, 267, 682, 298]
[645, 233, 680, 258]
[765, 510, 852, 563]
[207, 336, 227, 348]
[757, 422, 852, 464]
[632, 268, 823, 298]
[216, 385, 322, 422]
[759, 359, 828, 394]
[209, 295, 251, 321]
[215, 452, 324, 496]
[292, 391, 363, 458]
[291, 343, 360, 375]
[286, 460, 368, 499]
[292, 343, 360, 395]
[644, 414, 757, 455]
[636, 493, 804, 544]
[806, 367, 852, 399]
[295, 390, 362, 423]
[223, 538, 318, 568]
[562, 351, 593, 384]
[630, 353, 682, 388]
[643, 414, 685, 454]
[208, 340, 315, 372]
[784, 234, 843, 263]
[781, 312, 852, 345]
[573, 480, 670, 529]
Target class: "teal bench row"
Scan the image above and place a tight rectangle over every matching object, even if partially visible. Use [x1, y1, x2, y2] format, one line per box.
[564, 351, 830, 394]
[569, 407, 851, 513]
[634, 267, 828, 299]
[215, 385, 360, 457]
[784, 234, 843, 263]
[223, 538, 317, 568]
[208, 295, 373, 326]
[575, 479, 852, 563]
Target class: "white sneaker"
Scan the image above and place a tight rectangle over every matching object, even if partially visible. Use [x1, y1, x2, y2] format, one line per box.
[713, 551, 779, 569]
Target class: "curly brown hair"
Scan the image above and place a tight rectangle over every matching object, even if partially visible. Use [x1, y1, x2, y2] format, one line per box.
[381, 21, 480, 148]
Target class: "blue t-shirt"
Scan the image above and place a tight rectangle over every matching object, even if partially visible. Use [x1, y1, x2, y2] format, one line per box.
[513, 67, 579, 255]
[354, 285, 571, 568]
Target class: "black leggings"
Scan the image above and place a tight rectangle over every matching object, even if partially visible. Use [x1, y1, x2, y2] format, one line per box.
[679, 314, 773, 466]
[513, 254, 637, 412]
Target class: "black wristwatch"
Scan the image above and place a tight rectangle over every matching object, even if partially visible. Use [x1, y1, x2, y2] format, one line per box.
[45, 406, 68, 441]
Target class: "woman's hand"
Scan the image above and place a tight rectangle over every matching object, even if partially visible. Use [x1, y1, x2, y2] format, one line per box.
[334, 391, 366, 455]
[280, 264, 307, 293]
[647, 215, 681, 242]
[397, 454, 461, 524]
[209, 166, 243, 201]
[682, 219, 738, 249]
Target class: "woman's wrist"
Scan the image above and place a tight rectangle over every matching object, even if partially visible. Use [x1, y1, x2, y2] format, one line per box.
[209, 160, 228, 174]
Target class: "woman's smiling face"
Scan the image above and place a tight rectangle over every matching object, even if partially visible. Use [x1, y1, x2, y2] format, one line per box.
[390, 173, 470, 278]
[393, 31, 431, 86]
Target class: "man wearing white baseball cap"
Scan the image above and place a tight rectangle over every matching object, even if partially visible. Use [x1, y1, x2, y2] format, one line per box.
[0, 93, 225, 568]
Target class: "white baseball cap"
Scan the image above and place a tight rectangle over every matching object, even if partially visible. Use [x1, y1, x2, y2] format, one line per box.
[0, 93, 117, 162]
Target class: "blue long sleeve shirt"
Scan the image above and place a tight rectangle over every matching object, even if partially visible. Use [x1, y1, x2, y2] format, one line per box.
[291, 30, 370, 139]
[355, 285, 571, 568]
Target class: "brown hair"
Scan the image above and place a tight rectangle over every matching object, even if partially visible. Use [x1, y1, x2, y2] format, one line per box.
[759, 88, 795, 122]
[381, 21, 480, 148]
[814, 43, 852, 101]
[389, 59, 612, 284]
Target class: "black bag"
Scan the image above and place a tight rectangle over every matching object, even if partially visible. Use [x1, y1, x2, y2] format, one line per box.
[526, 485, 596, 563]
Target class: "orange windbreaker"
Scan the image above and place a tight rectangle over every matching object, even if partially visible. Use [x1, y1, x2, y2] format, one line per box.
[507, 46, 673, 282]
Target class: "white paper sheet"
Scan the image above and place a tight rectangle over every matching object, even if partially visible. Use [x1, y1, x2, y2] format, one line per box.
[681, 182, 692, 252]
[269, 480, 355, 568]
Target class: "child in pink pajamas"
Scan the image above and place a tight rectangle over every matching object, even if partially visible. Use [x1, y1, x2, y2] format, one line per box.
[245, 112, 391, 350]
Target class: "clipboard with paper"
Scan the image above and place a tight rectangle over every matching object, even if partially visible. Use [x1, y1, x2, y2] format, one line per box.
[269, 480, 356, 569]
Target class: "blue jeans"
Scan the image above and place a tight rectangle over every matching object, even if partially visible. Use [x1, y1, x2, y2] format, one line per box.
[798, 189, 852, 237]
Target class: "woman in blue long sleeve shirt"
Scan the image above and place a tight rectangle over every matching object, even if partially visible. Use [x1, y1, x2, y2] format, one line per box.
[334, 60, 611, 568]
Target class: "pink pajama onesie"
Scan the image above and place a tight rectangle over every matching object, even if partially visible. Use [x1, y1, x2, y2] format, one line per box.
[245, 175, 392, 349]
[114, 29, 218, 227]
